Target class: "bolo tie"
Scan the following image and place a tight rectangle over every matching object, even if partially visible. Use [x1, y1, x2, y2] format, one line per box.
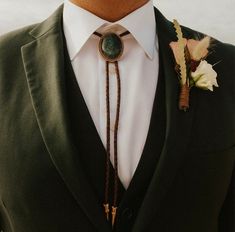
[93, 30, 130, 227]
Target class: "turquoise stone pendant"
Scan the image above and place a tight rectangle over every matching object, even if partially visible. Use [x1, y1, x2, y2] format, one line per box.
[99, 33, 124, 62]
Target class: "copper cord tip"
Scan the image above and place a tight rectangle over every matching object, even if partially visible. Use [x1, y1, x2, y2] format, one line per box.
[111, 206, 118, 227]
[103, 203, 110, 221]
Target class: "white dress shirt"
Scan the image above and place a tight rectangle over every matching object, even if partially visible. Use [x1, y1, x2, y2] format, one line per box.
[63, 0, 159, 189]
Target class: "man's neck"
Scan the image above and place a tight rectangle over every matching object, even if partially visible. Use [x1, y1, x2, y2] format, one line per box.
[69, 0, 150, 22]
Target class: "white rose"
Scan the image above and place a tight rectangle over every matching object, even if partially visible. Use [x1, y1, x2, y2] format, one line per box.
[191, 60, 219, 91]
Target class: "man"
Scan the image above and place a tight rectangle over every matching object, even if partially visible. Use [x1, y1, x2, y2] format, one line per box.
[0, 0, 234, 231]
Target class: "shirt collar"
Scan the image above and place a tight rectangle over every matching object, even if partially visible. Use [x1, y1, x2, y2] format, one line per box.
[63, 0, 157, 60]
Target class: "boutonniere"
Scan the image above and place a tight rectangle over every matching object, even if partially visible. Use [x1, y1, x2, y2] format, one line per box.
[170, 20, 219, 111]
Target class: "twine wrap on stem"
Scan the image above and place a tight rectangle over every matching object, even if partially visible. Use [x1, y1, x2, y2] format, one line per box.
[179, 84, 190, 111]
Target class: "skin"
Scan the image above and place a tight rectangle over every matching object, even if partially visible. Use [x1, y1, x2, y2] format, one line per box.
[70, 0, 150, 22]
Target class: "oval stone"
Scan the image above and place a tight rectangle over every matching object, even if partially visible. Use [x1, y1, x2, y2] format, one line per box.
[99, 33, 123, 62]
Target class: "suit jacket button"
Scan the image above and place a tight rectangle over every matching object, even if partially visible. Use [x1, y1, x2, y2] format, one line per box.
[121, 208, 133, 220]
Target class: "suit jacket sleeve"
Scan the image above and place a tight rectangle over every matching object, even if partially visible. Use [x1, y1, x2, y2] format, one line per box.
[0, 203, 11, 232]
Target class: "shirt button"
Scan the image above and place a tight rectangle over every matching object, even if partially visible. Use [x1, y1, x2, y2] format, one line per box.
[110, 124, 115, 132]
[121, 208, 133, 220]
[109, 65, 116, 75]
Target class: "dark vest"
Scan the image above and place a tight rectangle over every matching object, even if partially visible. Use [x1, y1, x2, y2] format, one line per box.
[64, 42, 166, 231]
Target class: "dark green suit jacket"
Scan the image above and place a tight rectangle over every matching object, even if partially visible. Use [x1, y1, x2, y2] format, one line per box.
[0, 4, 235, 232]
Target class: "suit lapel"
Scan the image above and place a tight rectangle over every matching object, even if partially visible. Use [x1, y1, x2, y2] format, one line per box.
[132, 8, 198, 231]
[21, 5, 110, 232]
